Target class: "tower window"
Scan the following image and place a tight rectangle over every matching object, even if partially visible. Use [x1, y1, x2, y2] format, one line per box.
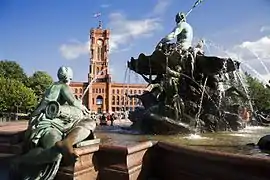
[112, 96, 115, 105]
[97, 39, 103, 61]
[98, 47, 102, 60]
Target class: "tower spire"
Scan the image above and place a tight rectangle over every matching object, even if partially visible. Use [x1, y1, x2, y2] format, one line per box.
[98, 20, 102, 29]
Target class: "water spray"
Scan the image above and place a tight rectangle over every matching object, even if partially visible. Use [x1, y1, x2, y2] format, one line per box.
[194, 76, 208, 134]
[245, 47, 270, 75]
[81, 67, 108, 100]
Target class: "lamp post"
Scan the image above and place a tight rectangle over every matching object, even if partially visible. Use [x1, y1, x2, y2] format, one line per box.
[14, 102, 22, 121]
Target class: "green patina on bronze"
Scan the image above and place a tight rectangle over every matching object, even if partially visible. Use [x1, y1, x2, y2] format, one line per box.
[10, 66, 96, 180]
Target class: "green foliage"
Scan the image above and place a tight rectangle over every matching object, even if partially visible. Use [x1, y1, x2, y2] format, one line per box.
[0, 77, 37, 112]
[245, 73, 270, 111]
[0, 60, 54, 113]
[27, 71, 53, 100]
[0, 60, 28, 83]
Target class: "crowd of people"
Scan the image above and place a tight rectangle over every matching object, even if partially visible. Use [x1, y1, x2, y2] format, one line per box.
[90, 111, 129, 126]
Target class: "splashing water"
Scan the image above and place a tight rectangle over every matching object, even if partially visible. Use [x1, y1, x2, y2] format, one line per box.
[228, 125, 266, 137]
[235, 71, 254, 112]
[243, 125, 266, 130]
[184, 134, 212, 140]
[245, 47, 270, 75]
[82, 67, 108, 99]
[179, 73, 219, 109]
[205, 39, 270, 85]
[227, 133, 249, 137]
[240, 62, 270, 85]
[204, 39, 270, 111]
[194, 76, 208, 134]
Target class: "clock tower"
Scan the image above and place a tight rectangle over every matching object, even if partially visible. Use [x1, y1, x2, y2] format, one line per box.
[88, 21, 111, 83]
[88, 21, 112, 113]
[70, 22, 147, 114]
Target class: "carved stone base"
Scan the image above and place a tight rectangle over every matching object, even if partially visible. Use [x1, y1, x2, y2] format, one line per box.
[55, 139, 100, 180]
[95, 141, 156, 180]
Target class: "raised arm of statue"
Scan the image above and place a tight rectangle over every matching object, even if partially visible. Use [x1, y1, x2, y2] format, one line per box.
[61, 84, 77, 105]
[159, 23, 184, 44]
[61, 84, 89, 114]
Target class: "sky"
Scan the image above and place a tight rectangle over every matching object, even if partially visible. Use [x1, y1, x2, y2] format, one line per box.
[1, 0, 270, 84]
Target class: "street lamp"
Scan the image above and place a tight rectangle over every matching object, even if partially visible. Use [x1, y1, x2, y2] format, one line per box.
[14, 102, 22, 121]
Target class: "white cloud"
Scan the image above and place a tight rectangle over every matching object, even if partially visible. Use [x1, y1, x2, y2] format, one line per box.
[100, 4, 110, 8]
[108, 12, 162, 53]
[226, 36, 270, 83]
[151, 0, 171, 16]
[59, 0, 170, 59]
[59, 40, 89, 60]
[237, 36, 270, 60]
[204, 36, 270, 83]
[260, 25, 270, 33]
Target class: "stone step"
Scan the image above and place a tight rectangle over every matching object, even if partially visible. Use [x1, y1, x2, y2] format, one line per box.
[0, 121, 27, 145]
[0, 131, 25, 144]
[0, 142, 24, 155]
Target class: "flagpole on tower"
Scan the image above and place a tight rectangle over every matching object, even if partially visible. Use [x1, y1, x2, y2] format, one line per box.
[93, 12, 102, 28]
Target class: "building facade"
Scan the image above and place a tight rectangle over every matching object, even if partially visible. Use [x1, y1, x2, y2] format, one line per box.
[70, 24, 146, 113]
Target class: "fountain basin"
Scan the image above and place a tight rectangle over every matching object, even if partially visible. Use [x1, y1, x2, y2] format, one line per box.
[1, 122, 270, 179]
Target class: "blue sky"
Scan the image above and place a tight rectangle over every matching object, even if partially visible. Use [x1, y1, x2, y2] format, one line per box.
[1, 0, 270, 83]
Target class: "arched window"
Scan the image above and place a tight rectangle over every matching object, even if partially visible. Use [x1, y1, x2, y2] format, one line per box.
[97, 39, 103, 61]
[121, 96, 124, 105]
[116, 89, 119, 94]
[80, 89, 83, 93]
[112, 89, 115, 94]
[117, 96, 120, 105]
[75, 88, 78, 93]
[96, 95, 103, 105]
[98, 47, 102, 60]
[112, 96, 115, 105]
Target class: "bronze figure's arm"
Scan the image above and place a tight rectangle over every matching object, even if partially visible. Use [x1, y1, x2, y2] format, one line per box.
[166, 67, 181, 78]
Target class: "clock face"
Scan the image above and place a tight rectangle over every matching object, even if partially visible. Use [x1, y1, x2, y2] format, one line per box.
[97, 39, 103, 46]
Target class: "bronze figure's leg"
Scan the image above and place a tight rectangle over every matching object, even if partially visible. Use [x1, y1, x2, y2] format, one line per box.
[12, 129, 63, 166]
[55, 119, 96, 163]
[41, 128, 63, 148]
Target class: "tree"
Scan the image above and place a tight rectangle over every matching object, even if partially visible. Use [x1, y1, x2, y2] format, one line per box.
[0, 60, 28, 83]
[245, 73, 270, 111]
[27, 71, 53, 100]
[0, 77, 37, 113]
